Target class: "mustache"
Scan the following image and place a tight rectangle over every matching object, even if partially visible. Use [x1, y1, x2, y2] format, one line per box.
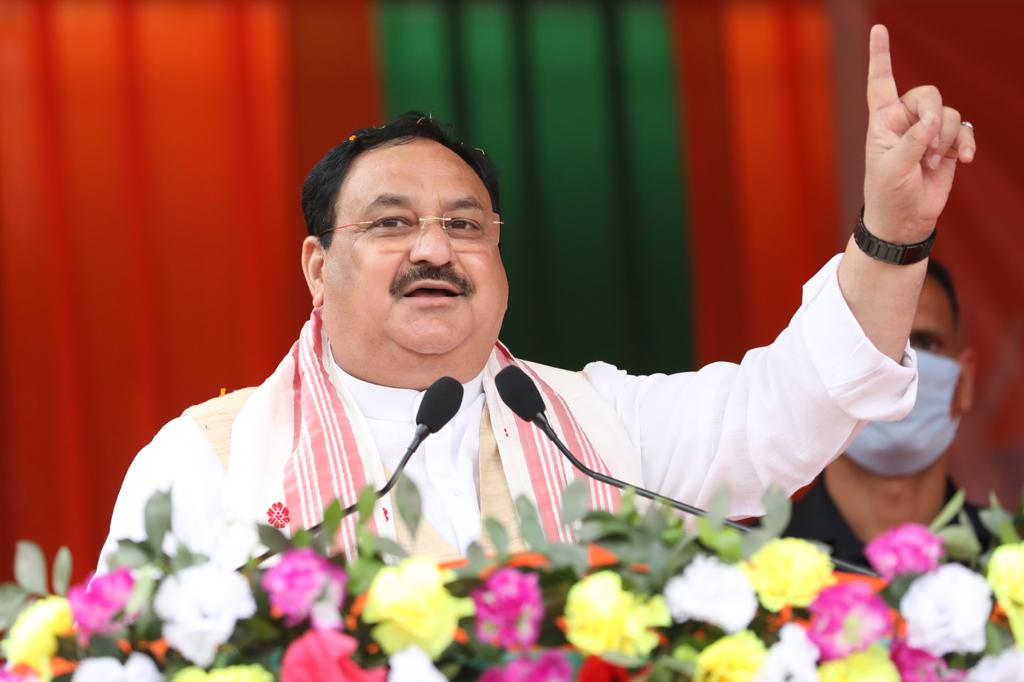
[389, 265, 475, 297]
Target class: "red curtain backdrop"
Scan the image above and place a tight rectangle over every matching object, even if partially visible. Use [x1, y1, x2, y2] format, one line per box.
[871, 1, 1024, 506]
[0, 0, 380, 581]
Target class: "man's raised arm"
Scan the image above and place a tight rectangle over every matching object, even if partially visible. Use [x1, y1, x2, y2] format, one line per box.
[838, 25, 976, 361]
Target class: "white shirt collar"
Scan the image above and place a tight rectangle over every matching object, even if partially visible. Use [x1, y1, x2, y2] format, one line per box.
[331, 352, 484, 423]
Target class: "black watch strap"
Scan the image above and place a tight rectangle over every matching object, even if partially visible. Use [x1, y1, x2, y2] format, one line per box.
[853, 209, 936, 265]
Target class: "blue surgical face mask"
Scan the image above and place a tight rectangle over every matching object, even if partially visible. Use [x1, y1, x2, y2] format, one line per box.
[845, 349, 961, 476]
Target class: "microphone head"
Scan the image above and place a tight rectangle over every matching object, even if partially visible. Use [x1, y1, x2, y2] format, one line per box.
[494, 365, 546, 423]
[416, 376, 464, 434]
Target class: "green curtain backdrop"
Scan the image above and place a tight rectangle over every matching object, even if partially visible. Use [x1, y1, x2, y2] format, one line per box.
[377, 0, 694, 375]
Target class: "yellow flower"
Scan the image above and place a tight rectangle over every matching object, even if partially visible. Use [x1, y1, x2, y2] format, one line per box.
[362, 557, 474, 659]
[564, 571, 671, 659]
[693, 630, 767, 682]
[818, 645, 900, 682]
[0, 595, 73, 675]
[988, 542, 1024, 646]
[743, 538, 835, 612]
[171, 665, 274, 682]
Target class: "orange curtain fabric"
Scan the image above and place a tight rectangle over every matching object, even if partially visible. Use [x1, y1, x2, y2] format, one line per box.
[0, 0, 380, 582]
[669, 0, 841, 365]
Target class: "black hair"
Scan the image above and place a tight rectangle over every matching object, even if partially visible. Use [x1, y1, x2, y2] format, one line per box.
[301, 112, 501, 248]
[926, 258, 960, 329]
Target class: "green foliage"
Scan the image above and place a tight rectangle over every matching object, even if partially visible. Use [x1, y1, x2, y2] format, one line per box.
[938, 511, 983, 562]
[930, 489, 966, 533]
[979, 493, 1021, 545]
[515, 495, 550, 552]
[52, 546, 72, 597]
[14, 540, 48, 595]
[0, 583, 29, 631]
[484, 517, 509, 557]
[559, 479, 590, 527]
[395, 475, 422, 538]
[144, 490, 172, 553]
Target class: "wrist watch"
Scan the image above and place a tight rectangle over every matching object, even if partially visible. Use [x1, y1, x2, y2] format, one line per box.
[854, 208, 936, 265]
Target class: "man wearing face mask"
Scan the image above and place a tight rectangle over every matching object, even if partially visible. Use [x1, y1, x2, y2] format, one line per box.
[784, 259, 989, 566]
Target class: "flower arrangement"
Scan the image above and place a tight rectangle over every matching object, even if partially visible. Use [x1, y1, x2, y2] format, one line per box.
[1, 481, 1023, 681]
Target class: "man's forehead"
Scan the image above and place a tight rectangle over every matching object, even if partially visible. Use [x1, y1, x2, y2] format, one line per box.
[336, 138, 490, 214]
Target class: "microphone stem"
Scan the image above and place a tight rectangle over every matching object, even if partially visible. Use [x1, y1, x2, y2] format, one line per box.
[535, 416, 877, 578]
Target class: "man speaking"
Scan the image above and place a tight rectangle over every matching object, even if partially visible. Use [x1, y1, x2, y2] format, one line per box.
[98, 26, 976, 566]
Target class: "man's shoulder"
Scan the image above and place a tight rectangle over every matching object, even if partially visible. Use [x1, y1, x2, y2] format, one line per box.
[181, 388, 258, 467]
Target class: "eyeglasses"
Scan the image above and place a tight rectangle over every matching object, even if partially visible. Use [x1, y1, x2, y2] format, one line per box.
[324, 214, 503, 251]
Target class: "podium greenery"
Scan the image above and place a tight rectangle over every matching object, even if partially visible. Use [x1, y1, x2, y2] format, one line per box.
[1, 480, 1023, 681]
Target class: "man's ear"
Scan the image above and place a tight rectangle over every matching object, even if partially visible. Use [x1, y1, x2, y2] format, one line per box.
[952, 346, 976, 417]
[301, 236, 326, 308]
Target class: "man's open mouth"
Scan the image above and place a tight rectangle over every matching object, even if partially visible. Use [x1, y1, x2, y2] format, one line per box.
[403, 283, 462, 298]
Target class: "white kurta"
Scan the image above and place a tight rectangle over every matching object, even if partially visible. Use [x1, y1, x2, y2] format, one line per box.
[97, 255, 916, 568]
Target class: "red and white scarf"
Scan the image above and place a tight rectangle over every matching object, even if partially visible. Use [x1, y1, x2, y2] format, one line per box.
[281, 309, 621, 558]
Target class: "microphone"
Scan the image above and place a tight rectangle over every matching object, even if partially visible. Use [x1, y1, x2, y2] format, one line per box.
[494, 365, 876, 577]
[254, 376, 463, 563]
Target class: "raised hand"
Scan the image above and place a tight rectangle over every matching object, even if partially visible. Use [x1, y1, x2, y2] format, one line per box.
[863, 24, 975, 244]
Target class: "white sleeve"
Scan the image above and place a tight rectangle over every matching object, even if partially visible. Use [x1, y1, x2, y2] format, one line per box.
[582, 254, 918, 517]
[95, 416, 226, 573]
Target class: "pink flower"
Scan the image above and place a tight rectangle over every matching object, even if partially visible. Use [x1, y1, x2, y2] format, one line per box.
[865, 524, 943, 580]
[807, 581, 891, 661]
[68, 568, 136, 640]
[891, 639, 967, 682]
[281, 629, 387, 682]
[261, 548, 347, 629]
[0, 669, 38, 682]
[471, 568, 544, 649]
[480, 651, 573, 682]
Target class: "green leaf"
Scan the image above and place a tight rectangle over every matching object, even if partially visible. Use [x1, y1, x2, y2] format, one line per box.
[515, 496, 550, 552]
[125, 569, 157, 617]
[346, 557, 381, 596]
[52, 546, 72, 596]
[374, 537, 409, 560]
[714, 527, 744, 563]
[929, 489, 965, 533]
[108, 540, 152, 570]
[170, 546, 209, 573]
[708, 483, 733, 524]
[0, 583, 29, 631]
[484, 517, 509, 557]
[549, 543, 589, 577]
[985, 620, 1013, 655]
[758, 485, 792, 537]
[560, 479, 590, 527]
[979, 493, 1021, 545]
[292, 529, 313, 548]
[395, 475, 422, 538]
[355, 486, 378, 526]
[14, 541, 48, 595]
[143, 490, 172, 553]
[256, 524, 292, 557]
[85, 634, 122, 659]
[464, 542, 487, 575]
[938, 519, 982, 562]
[320, 499, 344, 547]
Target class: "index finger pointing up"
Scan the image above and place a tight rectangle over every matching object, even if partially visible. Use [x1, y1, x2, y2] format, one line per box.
[867, 24, 900, 112]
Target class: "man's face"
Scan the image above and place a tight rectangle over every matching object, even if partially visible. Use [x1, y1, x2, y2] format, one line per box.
[911, 276, 975, 417]
[305, 138, 508, 383]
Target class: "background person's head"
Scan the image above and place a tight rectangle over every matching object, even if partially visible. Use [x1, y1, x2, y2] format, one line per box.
[844, 259, 976, 476]
[299, 113, 508, 388]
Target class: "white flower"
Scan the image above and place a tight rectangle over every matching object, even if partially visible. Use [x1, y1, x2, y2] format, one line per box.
[154, 562, 256, 667]
[756, 623, 819, 682]
[899, 563, 992, 656]
[663, 555, 758, 633]
[388, 646, 447, 682]
[966, 648, 1024, 681]
[71, 652, 162, 682]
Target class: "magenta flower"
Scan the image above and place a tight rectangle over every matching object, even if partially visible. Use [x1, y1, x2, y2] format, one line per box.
[807, 581, 891, 661]
[891, 639, 967, 682]
[67, 568, 136, 640]
[865, 523, 943, 580]
[261, 548, 347, 629]
[471, 568, 544, 649]
[0, 670, 38, 682]
[480, 651, 572, 682]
